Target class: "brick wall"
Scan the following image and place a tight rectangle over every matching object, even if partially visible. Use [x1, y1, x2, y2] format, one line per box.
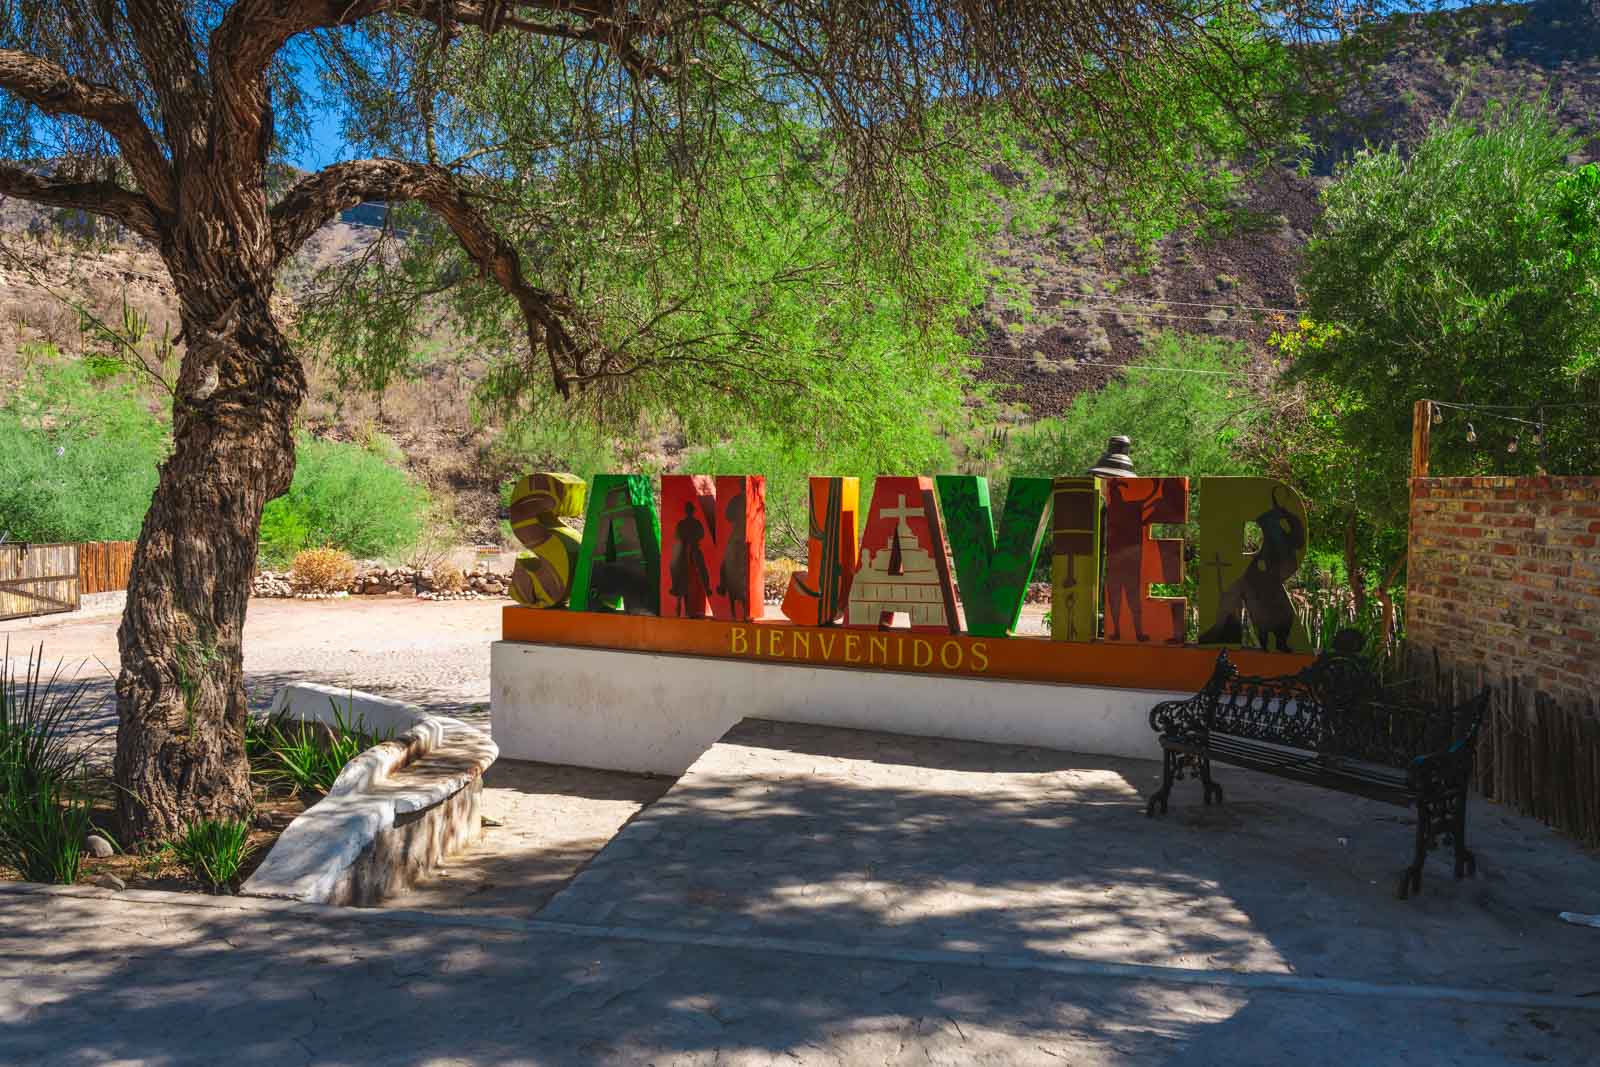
[1407, 476, 1600, 707]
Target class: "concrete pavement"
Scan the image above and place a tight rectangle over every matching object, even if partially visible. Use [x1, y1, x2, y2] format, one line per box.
[2, 882, 1597, 1066]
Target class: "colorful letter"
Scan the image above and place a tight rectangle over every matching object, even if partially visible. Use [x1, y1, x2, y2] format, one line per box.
[660, 475, 767, 621]
[506, 472, 586, 608]
[1103, 477, 1188, 644]
[846, 476, 959, 632]
[568, 474, 661, 615]
[937, 475, 1051, 637]
[1195, 477, 1310, 652]
[781, 477, 860, 626]
[1050, 476, 1102, 642]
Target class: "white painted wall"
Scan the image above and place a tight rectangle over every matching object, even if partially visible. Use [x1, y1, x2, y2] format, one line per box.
[491, 640, 1183, 775]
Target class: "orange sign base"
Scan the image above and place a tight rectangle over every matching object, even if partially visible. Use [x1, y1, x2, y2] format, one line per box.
[502, 607, 1315, 692]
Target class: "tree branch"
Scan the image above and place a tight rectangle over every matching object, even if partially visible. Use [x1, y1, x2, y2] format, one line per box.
[0, 49, 175, 215]
[270, 158, 582, 394]
[125, 1, 208, 166]
[0, 165, 159, 239]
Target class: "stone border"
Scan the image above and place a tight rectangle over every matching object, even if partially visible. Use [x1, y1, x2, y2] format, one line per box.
[241, 683, 497, 906]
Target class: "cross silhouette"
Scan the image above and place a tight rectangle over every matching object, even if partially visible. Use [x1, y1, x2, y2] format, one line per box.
[876, 495, 928, 527]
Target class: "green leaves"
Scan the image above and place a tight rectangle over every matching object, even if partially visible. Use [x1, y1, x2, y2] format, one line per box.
[1289, 99, 1600, 528]
[0, 347, 167, 542]
[257, 435, 429, 565]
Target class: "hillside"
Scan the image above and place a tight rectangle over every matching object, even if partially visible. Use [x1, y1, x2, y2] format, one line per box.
[2, 0, 1597, 525]
[974, 0, 1600, 417]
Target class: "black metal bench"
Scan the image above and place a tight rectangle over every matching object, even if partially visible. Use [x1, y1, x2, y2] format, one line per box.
[1145, 635, 1489, 899]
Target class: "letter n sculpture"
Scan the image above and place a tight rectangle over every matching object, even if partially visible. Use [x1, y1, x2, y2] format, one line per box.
[507, 472, 586, 608]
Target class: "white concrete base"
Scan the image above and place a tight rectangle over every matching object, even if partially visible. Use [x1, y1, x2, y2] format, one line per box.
[491, 641, 1181, 775]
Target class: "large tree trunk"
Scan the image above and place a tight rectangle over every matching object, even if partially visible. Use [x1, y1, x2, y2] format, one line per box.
[114, 230, 304, 841]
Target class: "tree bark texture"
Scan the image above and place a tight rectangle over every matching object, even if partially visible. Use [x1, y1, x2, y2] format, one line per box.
[114, 192, 304, 839]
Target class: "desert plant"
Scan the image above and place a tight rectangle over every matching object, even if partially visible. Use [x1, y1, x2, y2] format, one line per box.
[259, 435, 429, 565]
[0, 782, 96, 884]
[0, 644, 91, 798]
[289, 547, 356, 594]
[0, 645, 98, 884]
[170, 818, 253, 891]
[259, 700, 390, 797]
[762, 559, 804, 603]
[431, 561, 466, 594]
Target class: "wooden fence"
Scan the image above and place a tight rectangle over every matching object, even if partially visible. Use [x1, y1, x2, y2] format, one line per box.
[1421, 658, 1600, 849]
[79, 540, 136, 595]
[0, 543, 80, 621]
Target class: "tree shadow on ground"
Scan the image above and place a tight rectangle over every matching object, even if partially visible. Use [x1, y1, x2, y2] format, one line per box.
[3, 718, 1598, 1064]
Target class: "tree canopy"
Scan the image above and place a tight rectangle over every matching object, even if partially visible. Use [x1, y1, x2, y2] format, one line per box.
[1281, 99, 1600, 538]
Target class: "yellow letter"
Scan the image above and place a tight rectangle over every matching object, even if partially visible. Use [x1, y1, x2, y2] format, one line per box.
[970, 642, 990, 672]
[731, 626, 748, 655]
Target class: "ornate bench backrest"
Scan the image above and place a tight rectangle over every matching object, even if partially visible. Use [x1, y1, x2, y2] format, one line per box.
[1209, 644, 1486, 770]
[1207, 652, 1329, 750]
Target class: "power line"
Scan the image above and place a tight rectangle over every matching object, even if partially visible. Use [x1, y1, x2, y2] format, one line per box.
[975, 352, 1257, 378]
[1002, 288, 1301, 315]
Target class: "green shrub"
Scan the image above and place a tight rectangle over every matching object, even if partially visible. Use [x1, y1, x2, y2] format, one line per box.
[1007, 334, 1262, 481]
[257, 700, 391, 797]
[0, 349, 167, 542]
[259, 435, 428, 565]
[170, 818, 254, 891]
[0, 645, 90, 798]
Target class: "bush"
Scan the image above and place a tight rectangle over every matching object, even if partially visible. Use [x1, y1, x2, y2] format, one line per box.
[289, 547, 355, 593]
[0, 348, 167, 542]
[259, 435, 428, 565]
[432, 561, 466, 593]
[1007, 334, 1262, 480]
[170, 818, 254, 891]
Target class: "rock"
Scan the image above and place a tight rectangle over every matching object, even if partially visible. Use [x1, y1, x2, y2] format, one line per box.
[91, 873, 126, 891]
[84, 834, 114, 858]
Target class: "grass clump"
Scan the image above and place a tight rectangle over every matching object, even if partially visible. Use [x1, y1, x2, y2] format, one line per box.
[0, 645, 100, 885]
[254, 700, 391, 797]
[170, 818, 254, 892]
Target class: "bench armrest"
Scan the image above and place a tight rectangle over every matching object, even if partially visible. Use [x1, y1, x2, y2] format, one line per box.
[1405, 688, 1489, 793]
[1150, 692, 1212, 739]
